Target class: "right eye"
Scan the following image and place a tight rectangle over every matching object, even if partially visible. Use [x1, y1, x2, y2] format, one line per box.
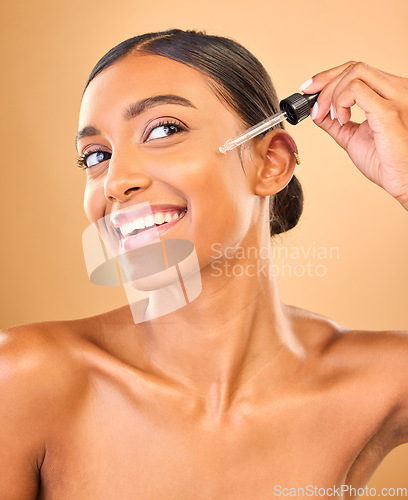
[78, 150, 111, 169]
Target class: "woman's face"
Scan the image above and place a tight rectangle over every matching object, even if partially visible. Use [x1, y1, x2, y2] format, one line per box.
[77, 54, 264, 268]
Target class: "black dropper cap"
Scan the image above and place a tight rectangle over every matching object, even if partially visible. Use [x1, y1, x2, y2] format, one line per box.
[279, 92, 320, 125]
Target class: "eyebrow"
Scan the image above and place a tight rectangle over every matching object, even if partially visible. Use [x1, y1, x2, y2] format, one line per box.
[75, 94, 197, 150]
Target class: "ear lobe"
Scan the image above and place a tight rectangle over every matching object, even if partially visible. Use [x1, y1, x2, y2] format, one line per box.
[254, 131, 298, 197]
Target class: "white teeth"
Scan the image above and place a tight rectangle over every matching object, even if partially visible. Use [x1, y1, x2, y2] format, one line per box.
[118, 210, 185, 237]
[120, 218, 141, 237]
[135, 217, 144, 229]
[154, 212, 165, 225]
[120, 222, 132, 237]
[144, 214, 155, 227]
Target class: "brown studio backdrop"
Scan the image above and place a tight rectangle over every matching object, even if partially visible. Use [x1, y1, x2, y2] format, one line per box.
[1, 0, 407, 494]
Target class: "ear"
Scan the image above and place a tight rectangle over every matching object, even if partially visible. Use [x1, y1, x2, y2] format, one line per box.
[253, 130, 299, 198]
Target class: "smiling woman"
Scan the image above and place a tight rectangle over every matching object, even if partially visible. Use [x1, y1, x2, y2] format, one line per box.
[1, 28, 408, 500]
[78, 29, 303, 237]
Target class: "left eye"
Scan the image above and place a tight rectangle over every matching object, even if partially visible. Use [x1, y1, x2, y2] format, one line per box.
[146, 121, 185, 142]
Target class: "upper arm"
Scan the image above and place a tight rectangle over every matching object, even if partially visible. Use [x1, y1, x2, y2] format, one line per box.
[0, 325, 62, 499]
[0, 404, 42, 499]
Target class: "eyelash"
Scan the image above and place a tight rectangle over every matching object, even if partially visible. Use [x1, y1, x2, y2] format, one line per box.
[76, 119, 187, 170]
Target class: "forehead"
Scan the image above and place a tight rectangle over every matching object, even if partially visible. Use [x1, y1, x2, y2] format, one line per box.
[79, 54, 225, 124]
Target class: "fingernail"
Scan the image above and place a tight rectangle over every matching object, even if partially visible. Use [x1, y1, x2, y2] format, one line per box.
[337, 117, 343, 126]
[298, 78, 313, 92]
[311, 102, 319, 120]
[330, 104, 335, 120]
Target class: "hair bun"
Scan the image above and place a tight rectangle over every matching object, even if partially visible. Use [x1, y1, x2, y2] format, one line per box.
[270, 175, 304, 235]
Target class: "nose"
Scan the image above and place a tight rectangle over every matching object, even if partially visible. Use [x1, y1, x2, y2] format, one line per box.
[104, 153, 152, 203]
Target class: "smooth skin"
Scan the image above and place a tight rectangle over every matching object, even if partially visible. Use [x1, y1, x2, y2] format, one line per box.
[1, 56, 407, 499]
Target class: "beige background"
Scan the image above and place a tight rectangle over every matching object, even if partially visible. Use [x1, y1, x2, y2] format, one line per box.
[1, 0, 407, 494]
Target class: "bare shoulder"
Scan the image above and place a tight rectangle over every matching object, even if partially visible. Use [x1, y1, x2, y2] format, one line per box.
[0, 319, 94, 498]
[316, 319, 408, 380]
[0, 307, 134, 400]
[1, 318, 92, 378]
[285, 303, 408, 445]
[0, 319, 92, 431]
[325, 324, 408, 446]
[285, 303, 408, 365]
[283, 303, 348, 354]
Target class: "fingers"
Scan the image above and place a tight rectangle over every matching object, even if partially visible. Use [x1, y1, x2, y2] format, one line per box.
[300, 61, 407, 95]
[333, 79, 389, 129]
[299, 61, 408, 126]
[299, 61, 357, 91]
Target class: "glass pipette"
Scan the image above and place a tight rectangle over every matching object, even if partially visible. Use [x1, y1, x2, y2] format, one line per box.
[219, 91, 320, 154]
[219, 112, 288, 154]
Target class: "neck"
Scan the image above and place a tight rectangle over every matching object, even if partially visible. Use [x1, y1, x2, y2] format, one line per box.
[131, 235, 304, 416]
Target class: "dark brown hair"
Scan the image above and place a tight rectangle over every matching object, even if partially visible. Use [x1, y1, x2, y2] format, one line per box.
[84, 29, 303, 236]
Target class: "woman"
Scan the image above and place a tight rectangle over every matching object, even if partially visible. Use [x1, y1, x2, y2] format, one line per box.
[1, 29, 407, 499]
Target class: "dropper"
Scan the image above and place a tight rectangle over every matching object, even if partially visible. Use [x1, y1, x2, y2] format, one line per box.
[219, 91, 320, 154]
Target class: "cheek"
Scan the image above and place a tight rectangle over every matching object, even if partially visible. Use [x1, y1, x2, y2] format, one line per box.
[172, 150, 253, 239]
[83, 179, 106, 223]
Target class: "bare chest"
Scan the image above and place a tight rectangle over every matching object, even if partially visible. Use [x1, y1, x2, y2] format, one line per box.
[38, 375, 390, 500]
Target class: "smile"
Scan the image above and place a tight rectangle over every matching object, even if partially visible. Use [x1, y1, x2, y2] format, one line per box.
[118, 210, 185, 237]
[114, 208, 187, 251]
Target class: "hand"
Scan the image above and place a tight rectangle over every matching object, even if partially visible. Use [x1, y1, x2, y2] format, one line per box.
[299, 61, 408, 210]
